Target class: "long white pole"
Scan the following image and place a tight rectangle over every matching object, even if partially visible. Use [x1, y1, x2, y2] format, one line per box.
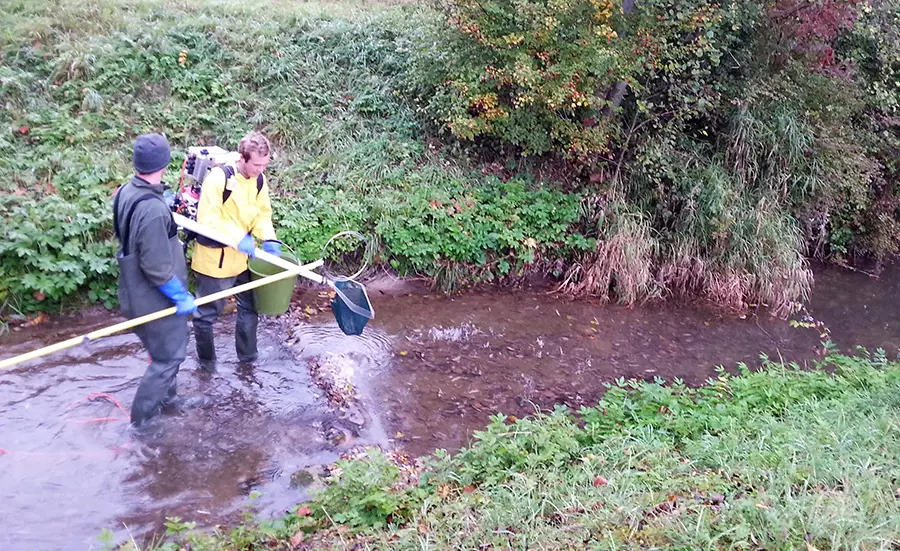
[0, 258, 323, 371]
[172, 213, 329, 286]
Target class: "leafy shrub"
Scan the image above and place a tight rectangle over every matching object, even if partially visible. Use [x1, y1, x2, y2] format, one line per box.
[439, 406, 583, 486]
[273, 185, 370, 264]
[405, 0, 625, 157]
[0, 191, 116, 313]
[307, 449, 427, 529]
[376, 176, 586, 290]
[405, 0, 758, 159]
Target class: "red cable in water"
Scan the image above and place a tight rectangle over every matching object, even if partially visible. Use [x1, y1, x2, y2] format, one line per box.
[1, 393, 131, 457]
[65, 392, 129, 423]
[68, 417, 125, 424]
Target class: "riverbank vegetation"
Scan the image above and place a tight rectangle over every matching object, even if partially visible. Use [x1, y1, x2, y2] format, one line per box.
[0, 0, 897, 319]
[115, 348, 900, 550]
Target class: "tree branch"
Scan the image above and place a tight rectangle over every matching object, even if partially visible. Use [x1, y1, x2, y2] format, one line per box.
[599, 0, 636, 117]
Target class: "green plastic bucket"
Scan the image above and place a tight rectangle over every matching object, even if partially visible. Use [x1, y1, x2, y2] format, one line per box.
[247, 244, 300, 316]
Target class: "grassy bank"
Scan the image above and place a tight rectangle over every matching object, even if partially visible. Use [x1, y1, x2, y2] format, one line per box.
[115, 348, 900, 550]
[1, 0, 897, 320]
[0, 0, 586, 316]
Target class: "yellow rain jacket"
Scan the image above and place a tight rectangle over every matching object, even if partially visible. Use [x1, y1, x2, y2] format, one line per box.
[190, 164, 277, 278]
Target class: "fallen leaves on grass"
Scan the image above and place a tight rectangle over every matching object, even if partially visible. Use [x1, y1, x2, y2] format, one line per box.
[289, 531, 305, 548]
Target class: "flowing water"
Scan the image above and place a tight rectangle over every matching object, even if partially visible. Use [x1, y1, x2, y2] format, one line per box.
[0, 261, 897, 550]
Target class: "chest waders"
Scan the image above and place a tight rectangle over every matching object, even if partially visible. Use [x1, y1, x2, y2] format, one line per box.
[113, 181, 190, 426]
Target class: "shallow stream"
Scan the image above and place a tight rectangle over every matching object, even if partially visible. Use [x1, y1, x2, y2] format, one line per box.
[0, 261, 896, 550]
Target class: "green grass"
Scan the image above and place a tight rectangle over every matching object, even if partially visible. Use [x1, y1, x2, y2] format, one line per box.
[120, 348, 900, 551]
[0, 0, 585, 315]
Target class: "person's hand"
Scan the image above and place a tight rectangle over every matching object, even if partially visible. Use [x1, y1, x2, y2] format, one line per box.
[262, 240, 281, 257]
[163, 190, 176, 209]
[237, 234, 256, 257]
[173, 292, 197, 315]
[157, 276, 198, 316]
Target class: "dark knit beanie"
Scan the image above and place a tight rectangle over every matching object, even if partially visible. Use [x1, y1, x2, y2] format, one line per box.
[133, 133, 172, 174]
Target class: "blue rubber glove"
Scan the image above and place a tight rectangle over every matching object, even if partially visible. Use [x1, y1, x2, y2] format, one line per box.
[158, 276, 198, 316]
[237, 233, 256, 257]
[162, 190, 176, 209]
[262, 240, 281, 256]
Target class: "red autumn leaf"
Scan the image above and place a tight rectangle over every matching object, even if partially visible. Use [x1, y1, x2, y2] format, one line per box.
[593, 476, 609, 487]
[18, 126, 29, 135]
[33, 291, 46, 302]
[296, 505, 312, 517]
[463, 485, 475, 493]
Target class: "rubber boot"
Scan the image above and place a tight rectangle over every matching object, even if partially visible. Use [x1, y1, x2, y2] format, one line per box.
[235, 279, 258, 363]
[131, 315, 187, 427]
[131, 351, 178, 425]
[160, 382, 180, 413]
[161, 383, 208, 413]
[235, 310, 258, 363]
[193, 324, 217, 373]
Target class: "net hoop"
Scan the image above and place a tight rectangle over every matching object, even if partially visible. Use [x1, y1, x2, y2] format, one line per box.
[321, 230, 371, 282]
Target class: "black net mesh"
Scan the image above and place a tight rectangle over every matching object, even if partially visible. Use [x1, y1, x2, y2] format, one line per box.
[330, 279, 374, 336]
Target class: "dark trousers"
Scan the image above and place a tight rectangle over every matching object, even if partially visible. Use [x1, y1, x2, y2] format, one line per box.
[131, 313, 188, 425]
[192, 270, 259, 368]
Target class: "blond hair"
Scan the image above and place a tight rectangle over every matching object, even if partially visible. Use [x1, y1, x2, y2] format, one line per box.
[238, 132, 271, 161]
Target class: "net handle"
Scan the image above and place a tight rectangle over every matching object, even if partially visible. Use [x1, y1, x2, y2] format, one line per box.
[321, 230, 371, 281]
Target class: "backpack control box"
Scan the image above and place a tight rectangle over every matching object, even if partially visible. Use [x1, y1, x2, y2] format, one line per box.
[177, 146, 241, 220]
[173, 146, 241, 251]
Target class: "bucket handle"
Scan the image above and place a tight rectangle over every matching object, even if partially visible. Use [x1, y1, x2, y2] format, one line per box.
[262, 239, 299, 266]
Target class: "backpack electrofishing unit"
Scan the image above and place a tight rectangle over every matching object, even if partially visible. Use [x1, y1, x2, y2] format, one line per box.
[171, 146, 264, 251]
[168, 146, 376, 335]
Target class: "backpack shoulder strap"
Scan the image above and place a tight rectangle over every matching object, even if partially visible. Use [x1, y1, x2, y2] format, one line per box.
[219, 166, 264, 202]
[112, 185, 124, 242]
[120, 194, 163, 254]
[221, 165, 236, 203]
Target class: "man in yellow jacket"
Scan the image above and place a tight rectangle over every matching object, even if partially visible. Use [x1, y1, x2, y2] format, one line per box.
[191, 132, 282, 370]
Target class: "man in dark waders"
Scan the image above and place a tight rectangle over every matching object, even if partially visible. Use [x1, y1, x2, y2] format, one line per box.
[114, 133, 198, 426]
[190, 132, 281, 371]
